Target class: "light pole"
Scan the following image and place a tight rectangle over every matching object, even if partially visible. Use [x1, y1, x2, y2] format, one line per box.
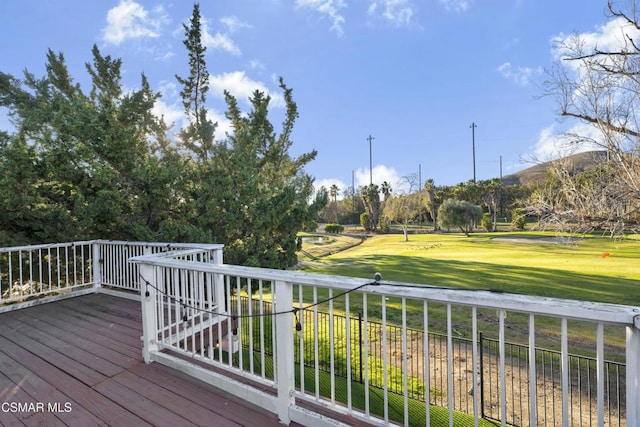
[470, 123, 477, 183]
[367, 134, 375, 185]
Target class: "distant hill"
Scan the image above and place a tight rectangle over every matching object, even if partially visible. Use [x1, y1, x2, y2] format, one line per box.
[502, 151, 609, 186]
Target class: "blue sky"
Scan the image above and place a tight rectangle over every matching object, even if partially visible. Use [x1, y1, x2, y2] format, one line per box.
[0, 1, 625, 195]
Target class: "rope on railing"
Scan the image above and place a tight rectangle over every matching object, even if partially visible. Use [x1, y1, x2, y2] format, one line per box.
[139, 272, 381, 324]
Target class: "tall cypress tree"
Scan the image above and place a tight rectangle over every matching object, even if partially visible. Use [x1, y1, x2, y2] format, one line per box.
[176, 3, 215, 161]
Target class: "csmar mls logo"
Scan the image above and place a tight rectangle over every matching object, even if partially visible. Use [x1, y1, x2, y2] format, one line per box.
[1, 402, 72, 413]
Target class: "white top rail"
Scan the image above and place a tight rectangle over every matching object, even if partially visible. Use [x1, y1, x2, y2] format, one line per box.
[0, 240, 96, 253]
[129, 254, 640, 327]
[0, 240, 223, 253]
[98, 240, 224, 250]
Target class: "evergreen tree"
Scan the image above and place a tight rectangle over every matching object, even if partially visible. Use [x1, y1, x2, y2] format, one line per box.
[176, 3, 215, 161]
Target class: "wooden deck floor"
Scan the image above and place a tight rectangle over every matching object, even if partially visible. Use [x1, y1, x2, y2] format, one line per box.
[0, 293, 287, 427]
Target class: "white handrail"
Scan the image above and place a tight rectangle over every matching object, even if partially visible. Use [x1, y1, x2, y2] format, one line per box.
[130, 251, 640, 426]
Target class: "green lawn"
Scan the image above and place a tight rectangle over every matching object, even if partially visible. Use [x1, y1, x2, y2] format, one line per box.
[218, 347, 501, 427]
[298, 231, 640, 358]
[297, 232, 364, 260]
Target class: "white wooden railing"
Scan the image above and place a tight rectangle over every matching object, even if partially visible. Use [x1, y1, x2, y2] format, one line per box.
[1, 241, 639, 426]
[0, 241, 96, 308]
[129, 247, 640, 427]
[0, 240, 222, 309]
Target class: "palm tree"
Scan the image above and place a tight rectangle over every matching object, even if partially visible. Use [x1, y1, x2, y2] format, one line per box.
[380, 181, 392, 201]
[425, 179, 440, 231]
[329, 184, 339, 223]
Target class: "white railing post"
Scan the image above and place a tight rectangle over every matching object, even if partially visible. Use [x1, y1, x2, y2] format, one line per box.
[627, 315, 640, 426]
[140, 263, 158, 363]
[212, 247, 224, 314]
[275, 279, 294, 425]
[92, 241, 102, 291]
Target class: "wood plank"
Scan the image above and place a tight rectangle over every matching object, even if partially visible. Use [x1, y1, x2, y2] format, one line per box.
[0, 326, 107, 387]
[8, 311, 138, 369]
[32, 301, 142, 344]
[111, 369, 241, 427]
[27, 309, 140, 359]
[56, 297, 142, 332]
[0, 335, 151, 427]
[66, 294, 143, 322]
[128, 362, 284, 427]
[14, 297, 142, 352]
[0, 413, 26, 427]
[0, 316, 124, 377]
[0, 371, 60, 427]
[0, 346, 104, 426]
[0, 294, 294, 427]
[92, 378, 198, 427]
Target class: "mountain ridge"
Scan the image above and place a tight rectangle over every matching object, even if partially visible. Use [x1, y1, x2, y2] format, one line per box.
[502, 151, 609, 186]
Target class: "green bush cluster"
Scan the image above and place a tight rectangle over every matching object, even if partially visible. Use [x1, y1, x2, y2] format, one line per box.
[511, 208, 527, 230]
[480, 212, 493, 231]
[325, 223, 344, 234]
[360, 213, 370, 231]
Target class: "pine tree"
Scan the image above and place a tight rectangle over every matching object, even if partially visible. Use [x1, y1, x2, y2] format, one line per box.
[176, 3, 216, 161]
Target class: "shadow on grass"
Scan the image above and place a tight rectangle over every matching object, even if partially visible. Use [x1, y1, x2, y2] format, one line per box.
[305, 254, 640, 306]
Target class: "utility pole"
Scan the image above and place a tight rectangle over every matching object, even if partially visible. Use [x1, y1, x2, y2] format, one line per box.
[419, 163, 422, 229]
[367, 134, 375, 186]
[470, 123, 477, 183]
[499, 155, 504, 219]
[352, 170, 355, 221]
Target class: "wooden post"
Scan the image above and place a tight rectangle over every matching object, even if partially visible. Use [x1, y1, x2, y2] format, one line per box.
[275, 279, 294, 424]
[212, 248, 225, 314]
[92, 241, 101, 291]
[140, 263, 158, 364]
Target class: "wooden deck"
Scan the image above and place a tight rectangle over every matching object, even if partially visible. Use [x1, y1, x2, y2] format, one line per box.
[0, 293, 288, 427]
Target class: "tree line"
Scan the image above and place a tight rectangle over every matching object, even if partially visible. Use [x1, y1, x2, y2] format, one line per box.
[322, 151, 639, 239]
[0, 4, 327, 269]
[320, 178, 528, 236]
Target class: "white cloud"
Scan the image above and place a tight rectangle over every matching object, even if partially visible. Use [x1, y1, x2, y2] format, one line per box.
[202, 19, 241, 56]
[210, 71, 284, 107]
[497, 62, 542, 86]
[205, 32, 241, 56]
[102, 0, 168, 45]
[536, 15, 640, 162]
[153, 80, 232, 142]
[552, 17, 640, 64]
[296, 0, 346, 36]
[367, 0, 414, 27]
[152, 100, 232, 143]
[220, 16, 251, 33]
[438, 0, 470, 12]
[355, 165, 405, 192]
[208, 109, 233, 140]
[531, 123, 604, 161]
[152, 99, 185, 129]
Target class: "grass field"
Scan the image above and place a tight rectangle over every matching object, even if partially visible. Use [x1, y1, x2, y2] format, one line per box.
[297, 230, 640, 358]
[220, 345, 501, 426]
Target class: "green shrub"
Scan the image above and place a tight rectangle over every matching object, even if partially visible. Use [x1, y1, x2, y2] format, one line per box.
[378, 216, 389, 233]
[325, 223, 344, 234]
[481, 212, 493, 231]
[360, 212, 370, 231]
[511, 208, 527, 230]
